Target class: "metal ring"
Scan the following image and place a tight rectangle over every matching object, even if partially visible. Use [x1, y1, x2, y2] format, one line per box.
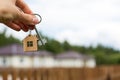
[33, 14, 42, 23]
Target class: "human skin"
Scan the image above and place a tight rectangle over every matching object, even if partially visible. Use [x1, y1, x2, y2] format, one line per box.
[0, 0, 39, 32]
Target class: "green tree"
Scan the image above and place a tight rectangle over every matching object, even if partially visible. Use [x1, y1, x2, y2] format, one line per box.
[0, 29, 20, 47]
[44, 39, 63, 54]
[62, 41, 72, 51]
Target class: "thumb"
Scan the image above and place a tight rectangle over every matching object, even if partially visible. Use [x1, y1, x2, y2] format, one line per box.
[18, 12, 40, 25]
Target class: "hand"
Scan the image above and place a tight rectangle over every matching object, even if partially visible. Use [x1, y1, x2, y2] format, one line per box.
[0, 0, 39, 32]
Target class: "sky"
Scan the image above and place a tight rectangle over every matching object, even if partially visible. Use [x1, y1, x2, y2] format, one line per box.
[1, 0, 120, 49]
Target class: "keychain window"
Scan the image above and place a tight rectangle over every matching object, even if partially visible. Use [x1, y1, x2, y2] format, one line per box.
[27, 41, 33, 47]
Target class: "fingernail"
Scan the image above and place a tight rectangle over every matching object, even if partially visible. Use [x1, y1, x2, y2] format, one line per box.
[32, 17, 39, 24]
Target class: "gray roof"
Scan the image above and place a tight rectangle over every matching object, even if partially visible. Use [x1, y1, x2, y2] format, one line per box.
[0, 44, 23, 55]
[83, 55, 95, 60]
[0, 44, 95, 60]
[55, 51, 84, 59]
[32, 51, 53, 57]
[55, 51, 95, 60]
[0, 44, 52, 56]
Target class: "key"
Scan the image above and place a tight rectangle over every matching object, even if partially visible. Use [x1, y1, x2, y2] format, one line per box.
[34, 14, 47, 46]
[35, 27, 47, 45]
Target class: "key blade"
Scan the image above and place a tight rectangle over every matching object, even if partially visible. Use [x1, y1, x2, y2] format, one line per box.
[38, 38, 47, 46]
[42, 38, 47, 44]
[38, 41, 42, 46]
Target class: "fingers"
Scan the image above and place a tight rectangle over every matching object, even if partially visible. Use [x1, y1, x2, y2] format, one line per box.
[13, 21, 29, 32]
[4, 22, 21, 31]
[29, 25, 35, 30]
[3, 8, 37, 31]
[5, 21, 32, 32]
[16, 0, 32, 14]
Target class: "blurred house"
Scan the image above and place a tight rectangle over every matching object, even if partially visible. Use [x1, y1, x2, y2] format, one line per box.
[83, 55, 96, 68]
[0, 44, 54, 68]
[54, 51, 96, 68]
[32, 51, 54, 68]
[55, 51, 84, 67]
[0, 44, 96, 68]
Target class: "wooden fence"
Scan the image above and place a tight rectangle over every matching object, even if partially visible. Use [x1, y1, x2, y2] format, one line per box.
[0, 65, 120, 80]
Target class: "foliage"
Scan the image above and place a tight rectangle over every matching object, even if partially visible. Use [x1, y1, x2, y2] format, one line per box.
[0, 29, 20, 47]
[43, 39, 64, 54]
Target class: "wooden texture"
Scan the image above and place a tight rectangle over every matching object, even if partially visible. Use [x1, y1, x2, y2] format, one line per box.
[0, 66, 119, 80]
[23, 35, 38, 52]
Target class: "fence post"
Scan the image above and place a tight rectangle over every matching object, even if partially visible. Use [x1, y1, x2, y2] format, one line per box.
[12, 69, 18, 80]
[2, 69, 8, 80]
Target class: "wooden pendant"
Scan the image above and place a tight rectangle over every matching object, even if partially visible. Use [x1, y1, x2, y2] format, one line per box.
[23, 35, 39, 52]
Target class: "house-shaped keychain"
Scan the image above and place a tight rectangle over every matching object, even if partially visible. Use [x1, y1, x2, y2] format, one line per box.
[22, 14, 46, 52]
[23, 35, 39, 52]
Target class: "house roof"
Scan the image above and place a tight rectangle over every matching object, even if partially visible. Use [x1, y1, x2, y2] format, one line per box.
[0, 44, 23, 55]
[0, 44, 95, 60]
[0, 44, 52, 56]
[55, 51, 84, 59]
[30, 51, 53, 57]
[23, 35, 38, 41]
[83, 55, 95, 60]
[55, 51, 95, 60]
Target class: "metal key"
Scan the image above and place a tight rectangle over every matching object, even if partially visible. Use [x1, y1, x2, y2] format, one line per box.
[34, 14, 47, 46]
[35, 27, 47, 45]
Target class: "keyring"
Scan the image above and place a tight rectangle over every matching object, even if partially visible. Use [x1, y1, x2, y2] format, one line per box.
[33, 14, 42, 23]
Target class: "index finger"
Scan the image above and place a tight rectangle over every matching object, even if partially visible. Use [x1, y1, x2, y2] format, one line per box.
[16, 0, 33, 14]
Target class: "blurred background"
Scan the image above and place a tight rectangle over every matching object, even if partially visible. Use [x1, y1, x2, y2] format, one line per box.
[0, 0, 120, 80]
